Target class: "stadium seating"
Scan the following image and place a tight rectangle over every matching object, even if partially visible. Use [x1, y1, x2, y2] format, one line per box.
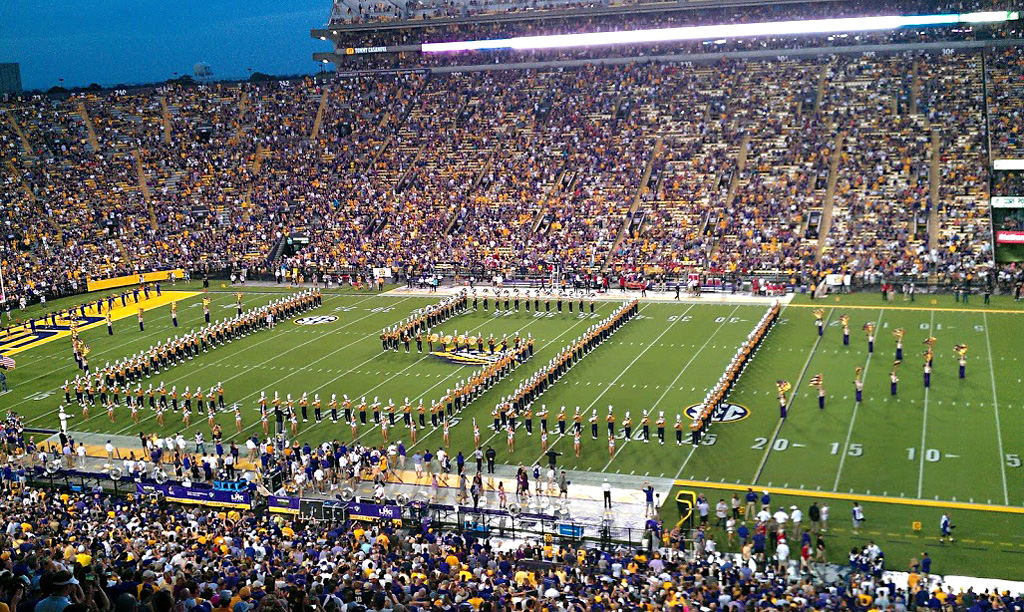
[5, 31, 1023, 303]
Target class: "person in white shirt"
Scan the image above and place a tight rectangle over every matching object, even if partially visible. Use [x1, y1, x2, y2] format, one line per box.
[105, 441, 115, 461]
[852, 502, 865, 534]
[772, 508, 789, 536]
[776, 540, 791, 573]
[789, 505, 803, 539]
[602, 479, 612, 509]
[716, 499, 729, 529]
[756, 507, 771, 525]
[821, 503, 830, 532]
[58, 407, 70, 433]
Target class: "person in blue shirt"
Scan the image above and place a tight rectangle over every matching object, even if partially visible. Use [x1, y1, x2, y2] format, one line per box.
[737, 522, 750, 545]
[745, 488, 758, 520]
[921, 551, 932, 576]
[940, 513, 953, 543]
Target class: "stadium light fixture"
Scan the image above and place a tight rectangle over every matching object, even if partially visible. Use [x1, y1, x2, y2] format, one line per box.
[421, 11, 1016, 53]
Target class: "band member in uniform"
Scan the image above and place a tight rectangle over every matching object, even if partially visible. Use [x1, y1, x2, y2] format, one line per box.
[810, 374, 825, 409]
[606, 406, 615, 437]
[589, 410, 599, 439]
[557, 406, 566, 435]
[675, 415, 684, 445]
[923, 360, 932, 388]
[313, 394, 322, 423]
[329, 393, 338, 423]
[656, 412, 666, 445]
[894, 328, 904, 361]
[203, 297, 211, 324]
[538, 404, 548, 433]
[776, 380, 791, 419]
[641, 412, 650, 443]
[690, 417, 701, 445]
[359, 397, 368, 424]
[863, 322, 874, 353]
[137, 308, 145, 332]
[236, 292, 243, 316]
[854, 367, 863, 403]
[107, 312, 113, 335]
[840, 315, 850, 346]
[623, 412, 633, 440]
[523, 404, 533, 435]
[955, 344, 968, 379]
[890, 361, 901, 396]
[813, 309, 825, 337]
[573, 407, 583, 434]
[171, 302, 178, 327]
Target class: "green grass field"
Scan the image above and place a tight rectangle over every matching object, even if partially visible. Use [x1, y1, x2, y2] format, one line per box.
[4, 283, 1024, 579]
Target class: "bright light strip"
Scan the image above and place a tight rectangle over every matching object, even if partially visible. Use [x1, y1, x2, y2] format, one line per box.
[421, 11, 1015, 53]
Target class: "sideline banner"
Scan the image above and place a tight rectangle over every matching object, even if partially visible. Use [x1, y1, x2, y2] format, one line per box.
[268, 495, 301, 514]
[136, 482, 251, 509]
[347, 502, 401, 521]
[87, 269, 185, 292]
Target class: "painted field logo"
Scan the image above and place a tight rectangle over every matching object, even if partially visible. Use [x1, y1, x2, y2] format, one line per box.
[684, 402, 750, 423]
[431, 350, 507, 366]
[294, 315, 338, 326]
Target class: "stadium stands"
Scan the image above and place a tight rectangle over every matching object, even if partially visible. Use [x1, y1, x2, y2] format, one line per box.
[5, 6, 1024, 305]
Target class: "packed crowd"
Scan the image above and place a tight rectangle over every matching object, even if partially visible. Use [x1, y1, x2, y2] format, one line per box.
[5, 28, 1022, 308]
[0, 435, 1018, 612]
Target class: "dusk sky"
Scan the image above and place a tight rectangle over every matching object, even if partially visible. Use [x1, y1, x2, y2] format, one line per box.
[0, 0, 334, 91]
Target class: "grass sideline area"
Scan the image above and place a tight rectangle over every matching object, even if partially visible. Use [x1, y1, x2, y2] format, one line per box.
[3, 282, 1024, 578]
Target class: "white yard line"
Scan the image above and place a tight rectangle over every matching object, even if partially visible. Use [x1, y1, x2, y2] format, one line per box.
[833, 309, 884, 490]
[7, 293, 270, 380]
[390, 313, 598, 451]
[916, 309, 935, 499]
[528, 303, 686, 467]
[98, 297, 413, 435]
[752, 307, 832, 483]
[275, 309, 548, 444]
[22, 294, 380, 424]
[604, 305, 742, 472]
[983, 312, 1010, 506]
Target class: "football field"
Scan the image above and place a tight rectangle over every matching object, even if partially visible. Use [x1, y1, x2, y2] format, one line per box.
[4, 283, 1024, 578]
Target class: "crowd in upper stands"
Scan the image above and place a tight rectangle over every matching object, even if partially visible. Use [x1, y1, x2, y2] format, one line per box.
[5, 2, 1024, 306]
